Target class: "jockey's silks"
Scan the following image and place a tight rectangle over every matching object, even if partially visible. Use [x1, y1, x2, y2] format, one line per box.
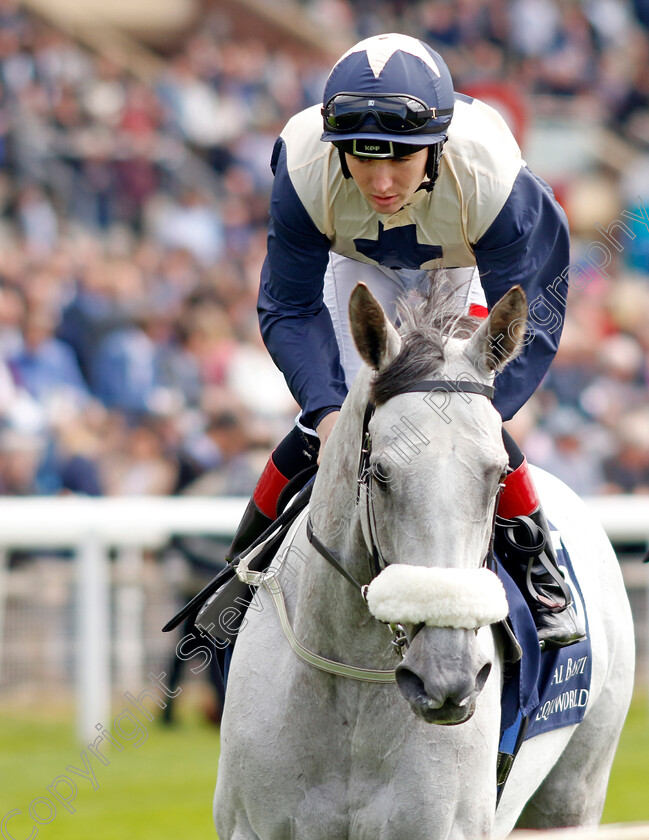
[258, 96, 570, 429]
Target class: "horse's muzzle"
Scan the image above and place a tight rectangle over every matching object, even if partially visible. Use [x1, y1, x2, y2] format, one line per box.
[394, 626, 492, 725]
[395, 662, 490, 724]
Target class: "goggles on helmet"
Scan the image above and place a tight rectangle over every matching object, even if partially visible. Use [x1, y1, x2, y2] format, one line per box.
[322, 92, 451, 135]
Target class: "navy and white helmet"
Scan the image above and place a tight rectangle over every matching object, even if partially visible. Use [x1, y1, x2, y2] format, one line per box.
[321, 33, 455, 159]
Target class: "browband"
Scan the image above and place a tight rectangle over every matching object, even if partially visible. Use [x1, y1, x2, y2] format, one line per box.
[386, 379, 495, 400]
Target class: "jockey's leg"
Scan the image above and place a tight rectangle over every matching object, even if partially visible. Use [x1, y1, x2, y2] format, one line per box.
[197, 424, 319, 662]
[495, 429, 586, 649]
[227, 424, 320, 562]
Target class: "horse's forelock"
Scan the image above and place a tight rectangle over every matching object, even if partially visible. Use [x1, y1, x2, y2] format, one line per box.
[371, 331, 444, 406]
[371, 282, 481, 406]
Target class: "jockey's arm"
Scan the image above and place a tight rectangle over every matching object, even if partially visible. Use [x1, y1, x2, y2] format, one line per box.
[473, 166, 570, 421]
[257, 138, 347, 431]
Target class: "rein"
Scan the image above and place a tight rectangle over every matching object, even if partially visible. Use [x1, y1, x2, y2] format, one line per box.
[245, 508, 397, 682]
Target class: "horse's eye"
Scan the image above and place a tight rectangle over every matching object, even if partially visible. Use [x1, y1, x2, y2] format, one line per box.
[371, 460, 392, 491]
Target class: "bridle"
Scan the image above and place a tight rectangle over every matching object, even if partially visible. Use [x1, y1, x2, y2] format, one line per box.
[357, 379, 496, 574]
[307, 378, 500, 657]
[235, 374, 516, 681]
[237, 375, 516, 680]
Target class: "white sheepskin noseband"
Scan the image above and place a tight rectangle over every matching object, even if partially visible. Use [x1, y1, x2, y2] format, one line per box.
[365, 565, 509, 629]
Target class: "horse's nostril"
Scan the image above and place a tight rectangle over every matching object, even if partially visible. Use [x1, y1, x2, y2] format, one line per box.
[396, 665, 430, 705]
[475, 662, 492, 695]
[396, 658, 492, 715]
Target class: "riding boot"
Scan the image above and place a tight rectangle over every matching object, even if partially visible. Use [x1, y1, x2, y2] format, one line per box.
[494, 456, 586, 649]
[227, 497, 273, 564]
[196, 426, 320, 645]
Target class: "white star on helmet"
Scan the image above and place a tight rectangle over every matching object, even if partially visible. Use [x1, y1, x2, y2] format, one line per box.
[335, 33, 441, 80]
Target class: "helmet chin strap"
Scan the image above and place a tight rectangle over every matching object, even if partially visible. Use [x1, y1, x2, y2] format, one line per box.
[423, 142, 443, 192]
[338, 146, 352, 180]
[337, 142, 445, 193]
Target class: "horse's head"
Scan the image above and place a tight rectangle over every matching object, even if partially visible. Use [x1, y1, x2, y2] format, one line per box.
[348, 280, 527, 724]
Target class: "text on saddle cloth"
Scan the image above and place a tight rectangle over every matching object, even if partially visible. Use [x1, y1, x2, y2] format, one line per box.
[498, 522, 592, 743]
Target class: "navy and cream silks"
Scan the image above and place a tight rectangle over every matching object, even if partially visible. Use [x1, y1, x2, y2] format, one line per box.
[258, 95, 570, 429]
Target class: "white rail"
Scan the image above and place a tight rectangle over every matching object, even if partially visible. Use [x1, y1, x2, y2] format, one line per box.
[0, 496, 246, 741]
[0, 496, 247, 547]
[583, 496, 649, 544]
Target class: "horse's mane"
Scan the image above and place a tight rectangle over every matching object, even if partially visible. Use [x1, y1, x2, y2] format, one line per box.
[371, 275, 481, 407]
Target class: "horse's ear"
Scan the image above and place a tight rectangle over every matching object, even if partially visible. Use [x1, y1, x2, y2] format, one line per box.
[467, 285, 527, 373]
[349, 283, 400, 371]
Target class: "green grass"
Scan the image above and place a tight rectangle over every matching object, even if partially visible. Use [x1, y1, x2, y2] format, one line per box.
[0, 695, 219, 839]
[1, 692, 647, 837]
[603, 692, 649, 823]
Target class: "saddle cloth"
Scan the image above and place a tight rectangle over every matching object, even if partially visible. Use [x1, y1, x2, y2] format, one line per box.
[496, 523, 592, 795]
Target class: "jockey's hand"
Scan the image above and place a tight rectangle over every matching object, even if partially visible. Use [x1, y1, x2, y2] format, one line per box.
[316, 411, 340, 465]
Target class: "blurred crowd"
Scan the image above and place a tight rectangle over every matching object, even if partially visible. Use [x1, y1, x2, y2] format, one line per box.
[0, 0, 648, 500]
[313, 0, 649, 145]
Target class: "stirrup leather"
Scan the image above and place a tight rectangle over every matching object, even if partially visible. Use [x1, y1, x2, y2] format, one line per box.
[497, 514, 572, 613]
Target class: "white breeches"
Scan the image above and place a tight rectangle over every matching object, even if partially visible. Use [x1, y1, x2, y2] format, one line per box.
[298, 254, 486, 436]
[323, 253, 486, 390]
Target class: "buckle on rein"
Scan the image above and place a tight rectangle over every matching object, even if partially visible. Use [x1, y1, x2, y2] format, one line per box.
[362, 584, 415, 658]
[388, 621, 425, 656]
[390, 623, 410, 656]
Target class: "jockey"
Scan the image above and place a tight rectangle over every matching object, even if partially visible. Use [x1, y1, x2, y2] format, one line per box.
[223, 33, 584, 649]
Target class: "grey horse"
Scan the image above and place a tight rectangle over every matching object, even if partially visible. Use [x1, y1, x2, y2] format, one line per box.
[214, 284, 635, 840]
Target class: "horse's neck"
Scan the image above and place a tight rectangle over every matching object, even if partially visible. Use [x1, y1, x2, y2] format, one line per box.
[309, 382, 367, 567]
